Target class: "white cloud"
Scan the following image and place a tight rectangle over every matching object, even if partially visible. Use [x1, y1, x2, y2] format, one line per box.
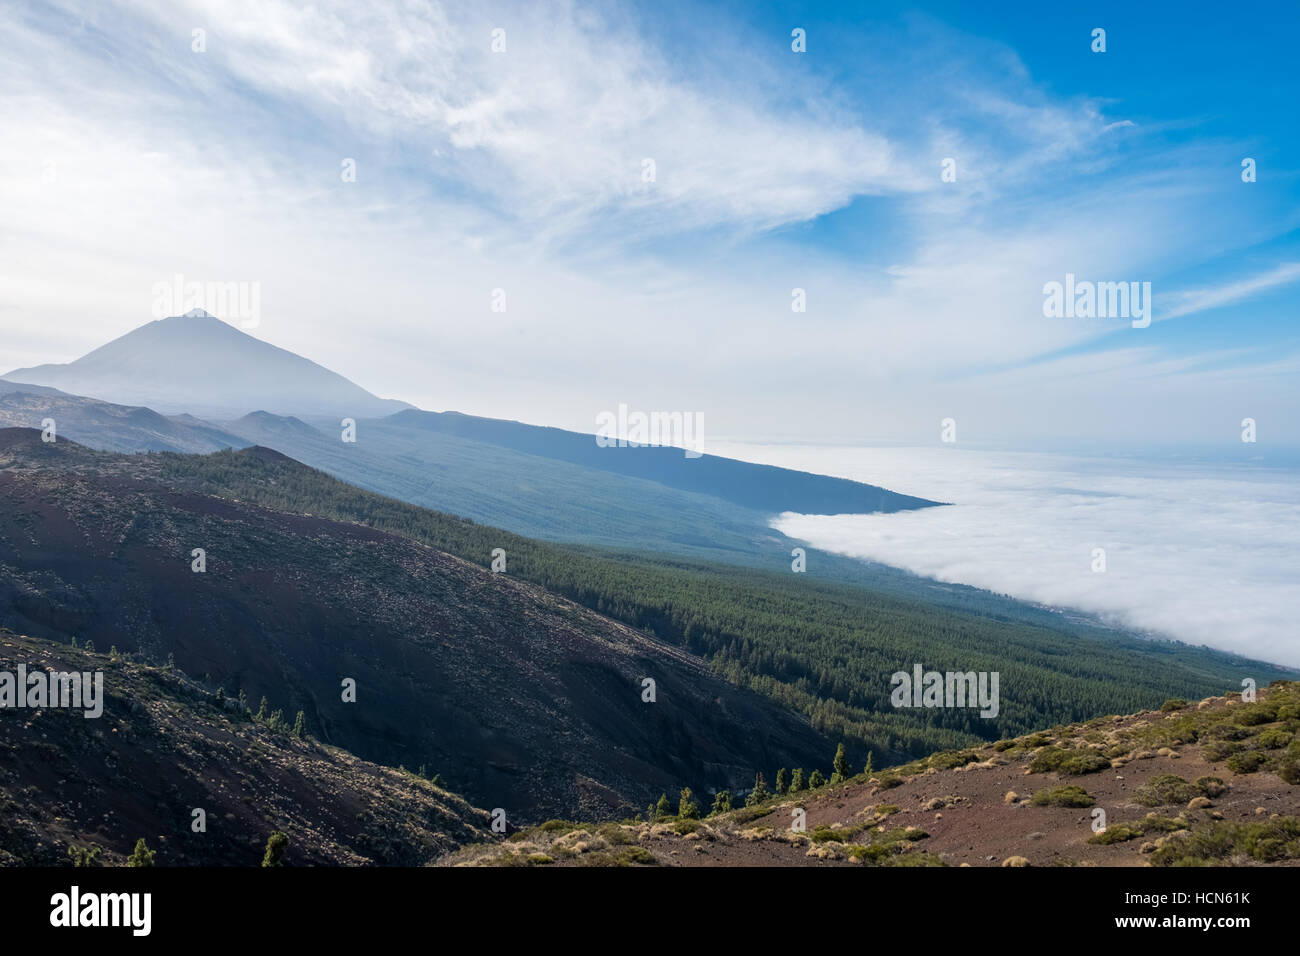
[1, 0, 1296, 447]
[1160, 262, 1300, 321]
[714, 442, 1300, 668]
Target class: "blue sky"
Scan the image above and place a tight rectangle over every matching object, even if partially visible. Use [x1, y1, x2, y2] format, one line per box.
[2, 0, 1297, 450]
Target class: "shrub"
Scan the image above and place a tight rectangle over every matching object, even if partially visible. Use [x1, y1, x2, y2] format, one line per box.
[1225, 750, 1268, 775]
[1201, 739, 1244, 762]
[1255, 728, 1292, 750]
[1161, 699, 1189, 712]
[1205, 722, 1250, 741]
[67, 844, 101, 867]
[930, 750, 980, 771]
[1194, 776, 1226, 797]
[1234, 701, 1280, 726]
[1088, 824, 1141, 845]
[1135, 774, 1200, 807]
[1031, 785, 1094, 808]
[808, 769, 826, 789]
[1151, 817, 1300, 866]
[1277, 756, 1300, 785]
[811, 825, 843, 844]
[538, 820, 580, 834]
[1029, 746, 1110, 776]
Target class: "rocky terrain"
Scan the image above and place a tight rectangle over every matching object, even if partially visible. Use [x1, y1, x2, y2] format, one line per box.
[450, 681, 1300, 867]
[0, 629, 490, 866]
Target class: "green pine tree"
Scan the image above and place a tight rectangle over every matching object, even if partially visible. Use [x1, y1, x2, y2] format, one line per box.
[864, 751, 875, 776]
[293, 710, 306, 738]
[790, 768, 804, 792]
[262, 831, 288, 867]
[255, 696, 268, 721]
[68, 844, 101, 867]
[745, 772, 770, 807]
[808, 769, 825, 789]
[127, 838, 155, 867]
[654, 793, 673, 821]
[710, 790, 732, 815]
[775, 768, 789, 794]
[678, 787, 699, 819]
[831, 742, 850, 784]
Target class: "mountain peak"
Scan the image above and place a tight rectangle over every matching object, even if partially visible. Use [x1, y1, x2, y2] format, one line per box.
[3, 314, 413, 420]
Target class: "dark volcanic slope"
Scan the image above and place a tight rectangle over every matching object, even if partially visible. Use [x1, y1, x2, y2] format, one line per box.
[0, 630, 489, 866]
[0, 429, 832, 821]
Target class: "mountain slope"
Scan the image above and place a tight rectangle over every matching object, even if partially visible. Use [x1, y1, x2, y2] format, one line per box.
[0, 629, 491, 866]
[382, 408, 940, 515]
[3, 311, 408, 420]
[0, 381, 250, 453]
[449, 682, 1300, 867]
[0, 429, 833, 821]
[223, 408, 785, 557]
[112, 433, 1295, 761]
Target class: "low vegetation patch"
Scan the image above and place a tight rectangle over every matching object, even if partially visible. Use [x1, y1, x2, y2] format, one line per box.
[1031, 785, 1094, 808]
[1134, 774, 1217, 807]
[1151, 817, 1300, 866]
[1029, 746, 1111, 776]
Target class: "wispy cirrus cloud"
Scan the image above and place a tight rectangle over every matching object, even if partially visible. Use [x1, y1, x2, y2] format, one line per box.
[1160, 262, 1300, 321]
[1, 0, 1297, 445]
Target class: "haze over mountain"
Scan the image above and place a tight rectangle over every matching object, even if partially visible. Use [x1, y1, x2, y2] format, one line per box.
[3, 310, 409, 420]
[0, 380, 250, 454]
[3, 312, 942, 550]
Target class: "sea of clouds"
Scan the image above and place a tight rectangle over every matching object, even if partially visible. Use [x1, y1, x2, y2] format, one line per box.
[710, 441, 1300, 669]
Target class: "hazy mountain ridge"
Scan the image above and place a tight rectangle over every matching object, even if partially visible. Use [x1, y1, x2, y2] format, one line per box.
[384, 408, 942, 514]
[0, 380, 250, 453]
